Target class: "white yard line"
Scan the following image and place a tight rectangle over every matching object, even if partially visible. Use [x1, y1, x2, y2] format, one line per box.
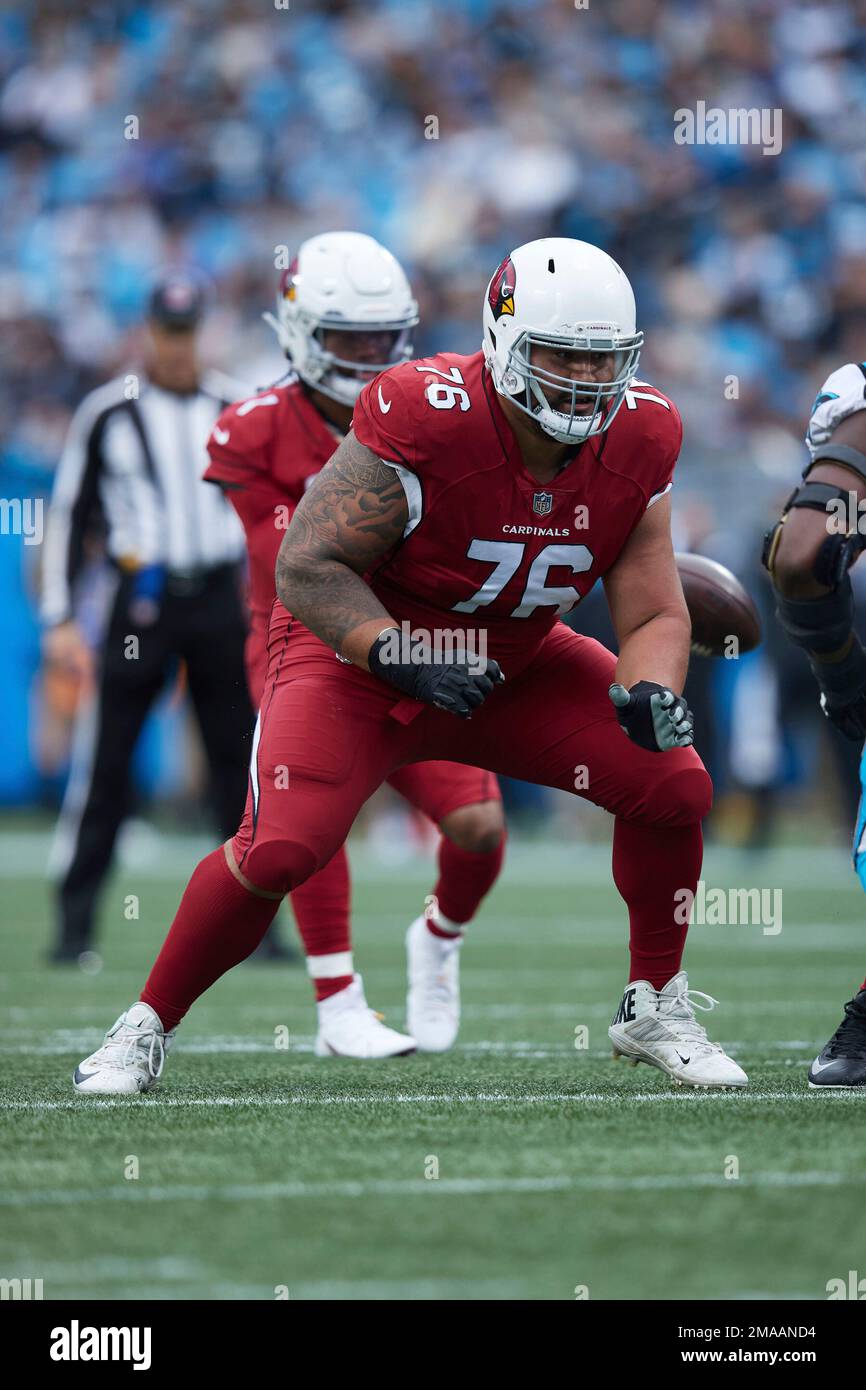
[0, 1034, 819, 1050]
[0, 999, 848, 1029]
[0, 1169, 861, 1210]
[0, 1041, 817, 1064]
[0, 999, 841, 1016]
[0, 1088, 850, 1114]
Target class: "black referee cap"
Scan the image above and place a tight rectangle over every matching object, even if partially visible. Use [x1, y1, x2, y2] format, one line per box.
[148, 274, 206, 330]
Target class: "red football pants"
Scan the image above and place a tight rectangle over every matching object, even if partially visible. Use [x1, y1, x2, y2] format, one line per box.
[234, 621, 711, 985]
[246, 613, 503, 962]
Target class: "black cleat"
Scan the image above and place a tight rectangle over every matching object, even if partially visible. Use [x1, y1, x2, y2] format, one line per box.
[46, 937, 90, 966]
[808, 989, 866, 1088]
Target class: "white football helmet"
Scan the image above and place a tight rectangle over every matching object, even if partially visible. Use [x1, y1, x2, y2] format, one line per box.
[264, 231, 418, 406]
[482, 238, 643, 443]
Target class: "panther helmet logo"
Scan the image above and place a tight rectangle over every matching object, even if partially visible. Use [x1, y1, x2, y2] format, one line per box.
[487, 255, 516, 320]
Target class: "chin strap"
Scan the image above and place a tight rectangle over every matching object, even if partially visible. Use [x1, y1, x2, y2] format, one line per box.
[532, 394, 602, 442]
[262, 313, 362, 406]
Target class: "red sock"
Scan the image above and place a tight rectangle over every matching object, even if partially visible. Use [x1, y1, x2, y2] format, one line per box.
[433, 832, 506, 926]
[288, 846, 354, 1002]
[141, 848, 281, 1031]
[612, 817, 702, 991]
[290, 846, 351, 956]
[314, 975, 354, 1002]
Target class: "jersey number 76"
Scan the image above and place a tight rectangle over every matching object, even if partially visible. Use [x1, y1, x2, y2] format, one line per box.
[453, 540, 593, 618]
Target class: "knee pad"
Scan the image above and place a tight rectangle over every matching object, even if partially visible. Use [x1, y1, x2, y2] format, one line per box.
[647, 762, 714, 828]
[775, 576, 856, 656]
[763, 475, 866, 596]
[442, 803, 507, 855]
[233, 837, 320, 898]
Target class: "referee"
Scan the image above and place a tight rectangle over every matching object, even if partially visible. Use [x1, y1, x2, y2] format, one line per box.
[41, 275, 283, 963]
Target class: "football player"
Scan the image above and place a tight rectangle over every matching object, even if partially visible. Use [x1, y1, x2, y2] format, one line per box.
[200, 232, 505, 1058]
[74, 236, 747, 1094]
[765, 362, 866, 1087]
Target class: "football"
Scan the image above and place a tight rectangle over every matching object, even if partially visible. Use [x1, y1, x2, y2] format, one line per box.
[675, 552, 762, 658]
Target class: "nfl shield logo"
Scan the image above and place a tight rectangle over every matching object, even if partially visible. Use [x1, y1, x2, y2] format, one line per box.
[532, 491, 553, 517]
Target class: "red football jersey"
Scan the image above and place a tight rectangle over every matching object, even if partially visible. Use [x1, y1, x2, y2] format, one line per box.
[349, 350, 682, 674]
[203, 382, 339, 691]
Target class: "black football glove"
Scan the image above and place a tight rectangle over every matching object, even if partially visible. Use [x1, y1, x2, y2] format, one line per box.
[368, 628, 504, 719]
[820, 690, 866, 741]
[609, 680, 694, 752]
[811, 640, 866, 741]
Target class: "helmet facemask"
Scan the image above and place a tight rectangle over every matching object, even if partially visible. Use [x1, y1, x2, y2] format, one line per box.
[307, 322, 416, 406]
[499, 329, 643, 444]
[264, 242, 419, 409]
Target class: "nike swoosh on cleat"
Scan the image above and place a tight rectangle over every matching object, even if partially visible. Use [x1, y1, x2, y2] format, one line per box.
[676, 1053, 691, 1065]
[810, 1059, 836, 1074]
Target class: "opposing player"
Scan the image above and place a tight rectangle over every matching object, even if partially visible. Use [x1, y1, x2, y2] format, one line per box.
[765, 362, 866, 1087]
[74, 236, 747, 1094]
[201, 232, 505, 1058]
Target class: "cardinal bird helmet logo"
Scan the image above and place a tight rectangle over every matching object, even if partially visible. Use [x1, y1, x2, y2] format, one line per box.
[279, 256, 300, 303]
[488, 255, 516, 320]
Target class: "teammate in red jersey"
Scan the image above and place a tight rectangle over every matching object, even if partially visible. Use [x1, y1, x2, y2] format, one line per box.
[75, 236, 747, 1094]
[203, 234, 504, 1058]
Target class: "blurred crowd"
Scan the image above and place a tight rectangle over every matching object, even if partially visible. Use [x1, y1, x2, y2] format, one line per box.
[2, 0, 866, 837]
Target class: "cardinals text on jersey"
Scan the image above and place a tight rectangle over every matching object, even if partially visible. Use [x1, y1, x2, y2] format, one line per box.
[350, 350, 681, 673]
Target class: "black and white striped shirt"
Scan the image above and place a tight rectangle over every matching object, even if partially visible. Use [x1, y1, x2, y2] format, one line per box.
[41, 370, 246, 626]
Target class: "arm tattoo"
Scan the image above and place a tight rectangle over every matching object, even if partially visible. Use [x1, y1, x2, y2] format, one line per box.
[275, 431, 409, 652]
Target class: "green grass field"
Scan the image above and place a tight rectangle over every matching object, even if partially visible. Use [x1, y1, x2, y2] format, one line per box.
[3, 830, 866, 1301]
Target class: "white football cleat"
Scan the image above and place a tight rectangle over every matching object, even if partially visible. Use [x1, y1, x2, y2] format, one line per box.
[609, 972, 748, 1089]
[73, 1002, 175, 1095]
[315, 974, 416, 1058]
[406, 914, 461, 1052]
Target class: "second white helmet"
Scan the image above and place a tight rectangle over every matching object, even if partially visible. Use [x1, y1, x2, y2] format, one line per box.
[482, 238, 643, 443]
[265, 231, 419, 406]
